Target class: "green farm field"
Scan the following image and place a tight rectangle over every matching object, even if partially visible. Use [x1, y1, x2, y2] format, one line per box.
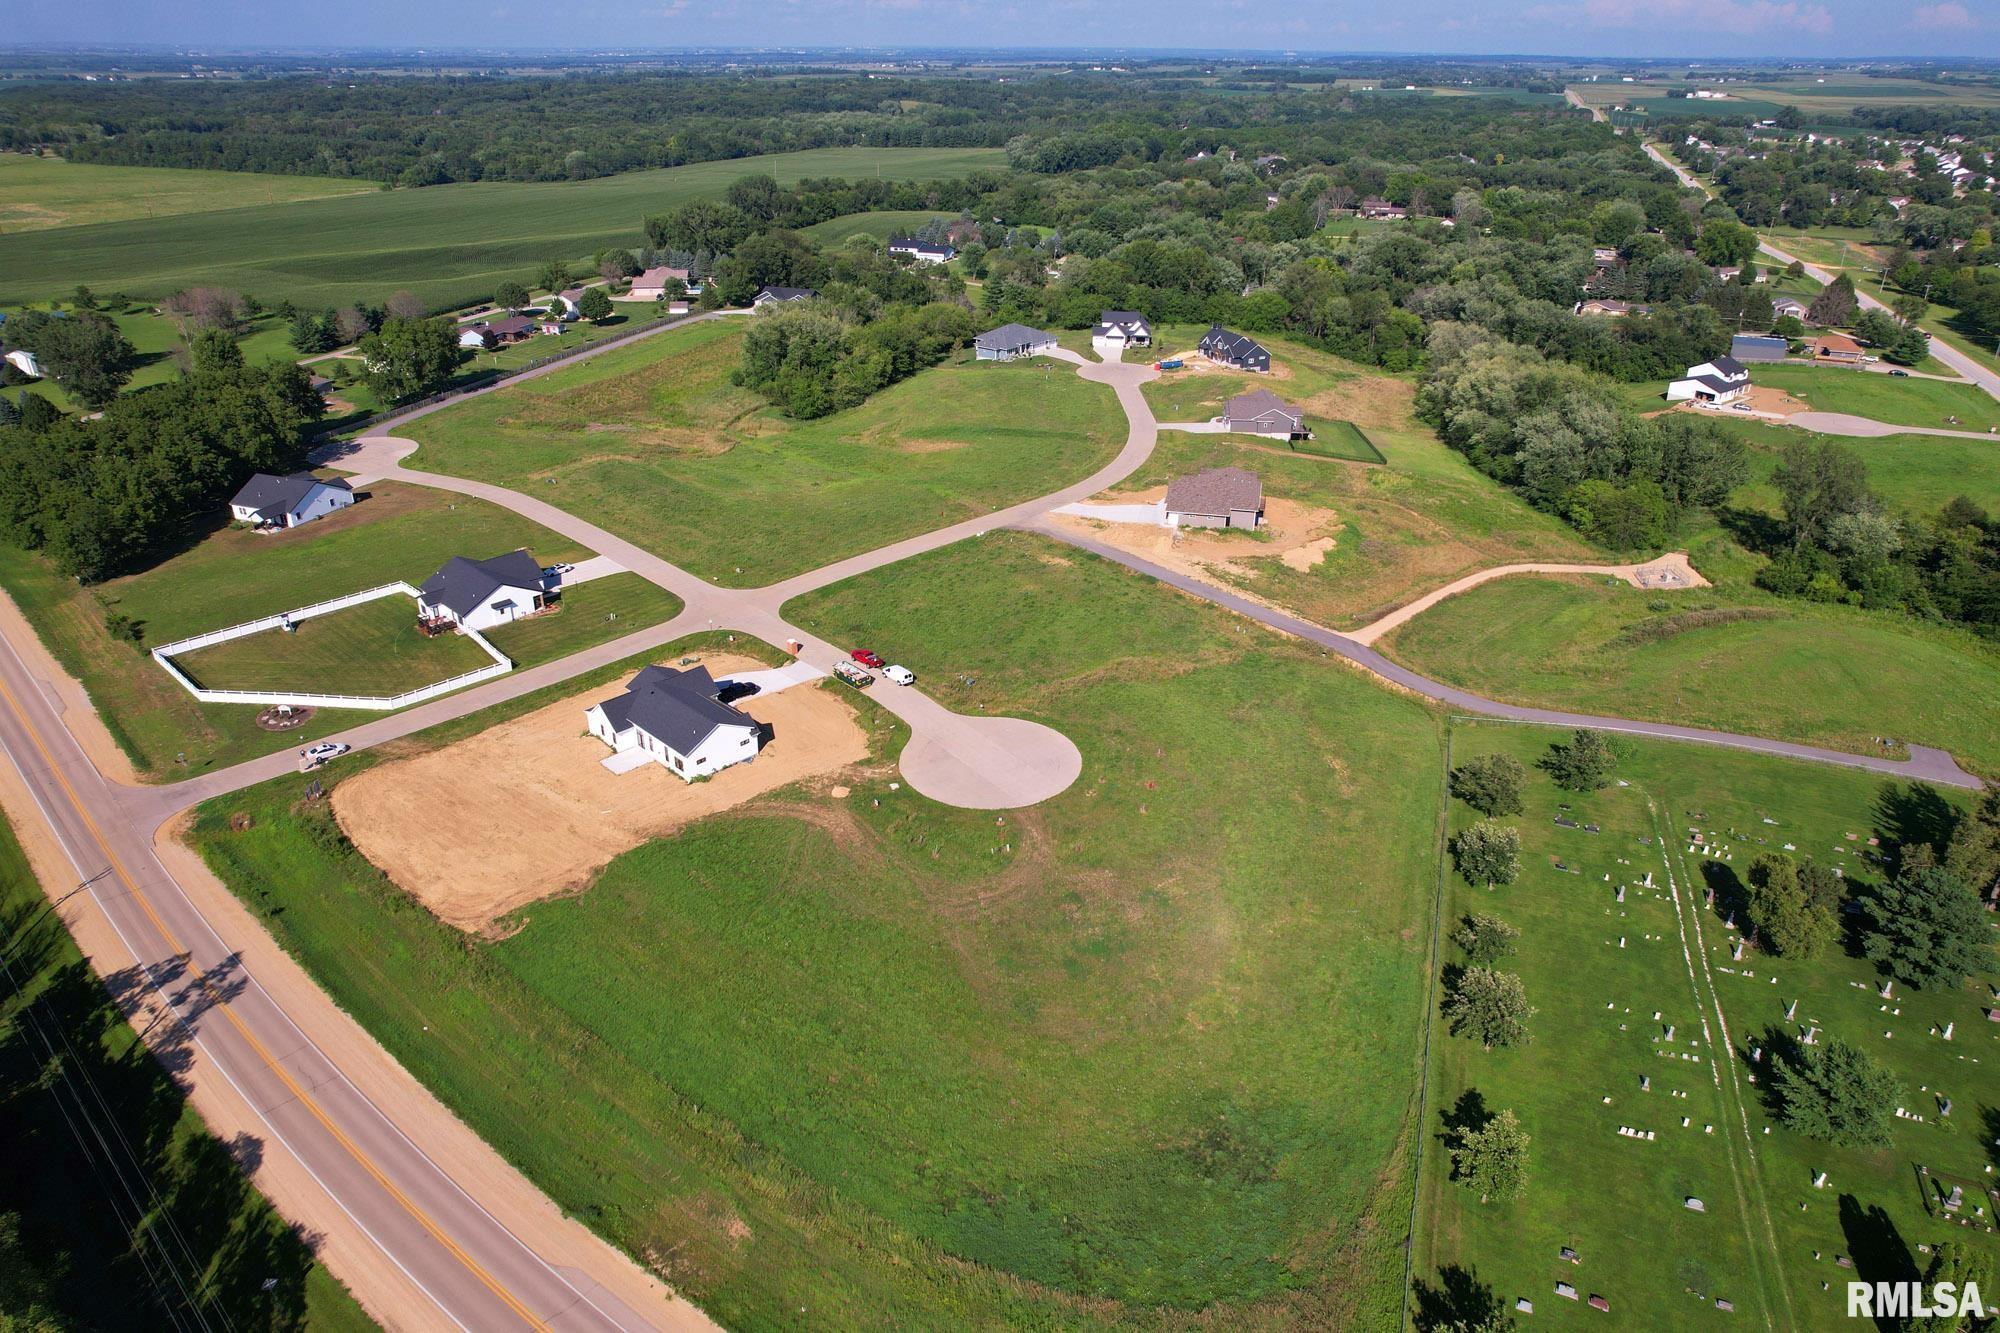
[1750, 365, 2000, 433]
[1414, 721, 1994, 1329]
[172, 593, 493, 697]
[0, 147, 1005, 312]
[1714, 417, 2000, 519]
[0, 808, 372, 1331]
[1379, 574, 2000, 776]
[402, 319, 1127, 586]
[190, 533, 1445, 1327]
[0, 482, 658, 778]
[0, 151, 372, 233]
[799, 209, 943, 244]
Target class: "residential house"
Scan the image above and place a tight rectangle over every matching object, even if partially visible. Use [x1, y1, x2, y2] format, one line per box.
[585, 665, 763, 781]
[458, 314, 537, 350]
[1665, 353, 1750, 404]
[1198, 325, 1271, 371]
[1591, 247, 1622, 268]
[1730, 334, 1790, 363]
[1575, 299, 1652, 317]
[1811, 332, 1866, 363]
[752, 286, 816, 307]
[974, 323, 1059, 361]
[553, 288, 588, 320]
[629, 265, 701, 300]
[1221, 388, 1308, 437]
[457, 323, 495, 350]
[1255, 153, 1288, 173]
[1357, 198, 1409, 219]
[889, 239, 957, 264]
[1164, 467, 1264, 529]
[1091, 310, 1152, 352]
[417, 550, 548, 632]
[944, 219, 983, 247]
[227, 473, 355, 529]
[1716, 266, 1743, 282]
[2, 348, 41, 379]
[1771, 296, 1810, 322]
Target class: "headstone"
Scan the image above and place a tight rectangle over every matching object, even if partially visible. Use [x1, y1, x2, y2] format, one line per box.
[1641, 1075, 1651, 1092]
[1732, 937, 1745, 961]
[1940, 1097, 1952, 1117]
[1556, 1281, 1579, 1299]
[1881, 979, 1894, 999]
[1802, 1025, 1820, 1046]
[1664, 1024, 1675, 1042]
[1516, 1298, 1534, 1314]
[1785, 998, 1799, 1021]
[1942, 1022, 1954, 1041]
[1686, 1197, 1706, 1212]
[1616, 885, 1626, 903]
[1814, 1171, 1829, 1188]
[1946, 1185, 1965, 1212]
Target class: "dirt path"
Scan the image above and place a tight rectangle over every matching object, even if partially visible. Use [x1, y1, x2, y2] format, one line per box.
[1345, 553, 1708, 645]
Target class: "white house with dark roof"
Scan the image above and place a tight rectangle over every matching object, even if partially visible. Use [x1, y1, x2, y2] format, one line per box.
[3, 348, 41, 379]
[1221, 388, 1308, 438]
[752, 285, 816, 307]
[228, 473, 354, 529]
[1666, 353, 1749, 405]
[1092, 311, 1152, 355]
[1165, 467, 1264, 529]
[585, 665, 762, 780]
[417, 550, 547, 632]
[974, 323, 1059, 361]
[1198, 325, 1271, 372]
[889, 239, 957, 264]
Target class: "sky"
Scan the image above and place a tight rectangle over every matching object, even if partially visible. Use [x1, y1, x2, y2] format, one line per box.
[7, 0, 1999, 61]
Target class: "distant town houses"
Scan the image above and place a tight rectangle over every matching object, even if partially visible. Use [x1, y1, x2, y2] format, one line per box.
[1666, 354, 1749, 405]
[974, 323, 1059, 362]
[228, 472, 355, 531]
[1198, 324, 1271, 372]
[751, 286, 816, 307]
[889, 238, 957, 265]
[1220, 388, 1308, 438]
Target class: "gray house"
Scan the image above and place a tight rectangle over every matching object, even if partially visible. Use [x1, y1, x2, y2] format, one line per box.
[228, 473, 354, 530]
[1730, 334, 1790, 363]
[975, 323, 1059, 361]
[1165, 467, 1264, 529]
[1221, 388, 1307, 438]
[752, 286, 816, 307]
[1199, 325, 1271, 372]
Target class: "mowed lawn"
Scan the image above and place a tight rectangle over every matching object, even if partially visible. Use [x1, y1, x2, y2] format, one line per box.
[2, 300, 305, 413]
[0, 147, 1005, 311]
[190, 533, 1445, 1327]
[1379, 574, 2000, 776]
[405, 321, 1127, 585]
[1416, 722, 1991, 1329]
[0, 482, 644, 778]
[172, 594, 492, 697]
[1749, 364, 2000, 433]
[1717, 417, 2000, 519]
[799, 209, 942, 244]
[0, 152, 372, 233]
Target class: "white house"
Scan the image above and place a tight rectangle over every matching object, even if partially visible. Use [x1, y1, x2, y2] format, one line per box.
[1221, 388, 1307, 437]
[3, 348, 41, 379]
[417, 550, 547, 632]
[585, 665, 762, 781]
[974, 323, 1059, 361]
[553, 287, 588, 320]
[889, 239, 956, 264]
[1665, 353, 1750, 405]
[228, 473, 355, 529]
[752, 286, 816, 307]
[1091, 310, 1152, 355]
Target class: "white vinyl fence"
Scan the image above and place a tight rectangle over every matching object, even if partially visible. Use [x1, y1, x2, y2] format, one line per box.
[151, 582, 514, 711]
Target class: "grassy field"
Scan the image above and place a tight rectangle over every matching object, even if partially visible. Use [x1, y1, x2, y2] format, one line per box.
[799, 209, 943, 244]
[0, 151, 372, 233]
[1715, 417, 2000, 519]
[0, 482, 622, 778]
[172, 593, 493, 697]
[2, 299, 305, 412]
[0, 808, 371, 1330]
[482, 572, 683, 664]
[1414, 721, 1994, 1329]
[1750, 364, 2000, 432]
[0, 147, 1006, 312]
[188, 532, 1446, 1327]
[1293, 420, 1387, 463]
[402, 320, 1126, 586]
[1380, 574, 2000, 776]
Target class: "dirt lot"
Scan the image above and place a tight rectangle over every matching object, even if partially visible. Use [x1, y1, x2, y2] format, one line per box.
[332, 654, 870, 933]
[1051, 486, 1342, 598]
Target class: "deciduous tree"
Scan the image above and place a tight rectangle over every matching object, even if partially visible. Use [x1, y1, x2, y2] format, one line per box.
[1540, 728, 1616, 791]
[1449, 1108, 1530, 1203]
[1452, 821, 1521, 889]
[1444, 967, 1533, 1049]
[1449, 754, 1526, 817]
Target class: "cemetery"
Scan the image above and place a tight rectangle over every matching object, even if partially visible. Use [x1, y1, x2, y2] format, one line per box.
[1415, 721, 1997, 1327]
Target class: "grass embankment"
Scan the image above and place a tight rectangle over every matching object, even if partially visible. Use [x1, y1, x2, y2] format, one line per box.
[173, 594, 493, 697]
[0, 152, 373, 233]
[404, 320, 1126, 586]
[799, 209, 942, 244]
[1713, 416, 2000, 518]
[1380, 574, 2000, 775]
[1749, 364, 2000, 433]
[0, 809, 371, 1330]
[189, 533, 1443, 1327]
[1414, 721, 1991, 1329]
[0, 147, 1006, 311]
[0, 483, 678, 778]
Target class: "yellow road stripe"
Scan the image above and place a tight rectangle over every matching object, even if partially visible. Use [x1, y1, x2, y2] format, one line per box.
[0, 670, 552, 1332]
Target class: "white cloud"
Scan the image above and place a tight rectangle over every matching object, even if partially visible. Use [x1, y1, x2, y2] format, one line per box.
[1540, 0, 1834, 35]
[1913, 2, 1977, 29]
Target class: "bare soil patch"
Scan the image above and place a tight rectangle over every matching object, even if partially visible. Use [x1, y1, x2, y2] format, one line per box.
[1051, 489, 1341, 604]
[331, 654, 869, 933]
[1743, 384, 1808, 415]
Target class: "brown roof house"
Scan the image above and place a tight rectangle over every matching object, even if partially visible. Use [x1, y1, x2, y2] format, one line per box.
[1221, 388, 1308, 438]
[1165, 467, 1264, 529]
[1811, 332, 1866, 363]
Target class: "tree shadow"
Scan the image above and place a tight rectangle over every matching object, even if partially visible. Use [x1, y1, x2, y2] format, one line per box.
[1440, 1087, 1492, 1140]
[1872, 781, 1959, 871]
[1713, 502, 1788, 557]
[1839, 1193, 1916, 1333]
[1413, 1263, 1512, 1332]
[1701, 860, 1747, 926]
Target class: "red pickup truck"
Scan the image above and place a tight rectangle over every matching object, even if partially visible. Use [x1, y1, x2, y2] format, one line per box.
[851, 648, 886, 670]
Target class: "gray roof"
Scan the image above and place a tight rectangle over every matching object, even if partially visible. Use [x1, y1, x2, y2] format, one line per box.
[975, 322, 1055, 351]
[1707, 354, 1747, 378]
[229, 472, 348, 519]
[1682, 374, 1741, 395]
[418, 550, 544, 618]
[1095, 310, 1150, 333]
[1730, 334, 1790, 362]
[1223, 388, 1303, 426]
[1199, 325, 1269, 364]
[890, 239, 956, 257]
[754, 286, 815, 302]
[595, 665, 755, 755]
[1166, 466, 1264, 517]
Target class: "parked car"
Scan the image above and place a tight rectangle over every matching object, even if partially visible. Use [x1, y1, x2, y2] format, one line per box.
[299, 741, 351, 770]
[717, 679, 761, 703]
[1888, 369, 1910, 377]
[834, 661, 874, 688]
[851, 648, 886, 670]
[884, 664, 915, 686]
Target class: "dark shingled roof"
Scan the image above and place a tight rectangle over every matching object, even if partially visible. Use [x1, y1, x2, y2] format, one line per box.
[1199, 324, 1269, 365]
[229, 472, 349, 520]
[1223, 387, 1303, 426]
[1707, 353, 1747, 378]
[1165, 466, 1263, 517]
[754, 286, 816, 302]
[975, 322, 1055, 351]
[594, 665, 755, 755]
[419, 550, 544, 618]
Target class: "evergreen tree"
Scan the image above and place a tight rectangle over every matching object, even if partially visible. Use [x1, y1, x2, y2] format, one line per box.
[1861, 865, 1992, 990]
[1771, 1037, 1899, 1147]
[1540, 729, 1616, 791]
